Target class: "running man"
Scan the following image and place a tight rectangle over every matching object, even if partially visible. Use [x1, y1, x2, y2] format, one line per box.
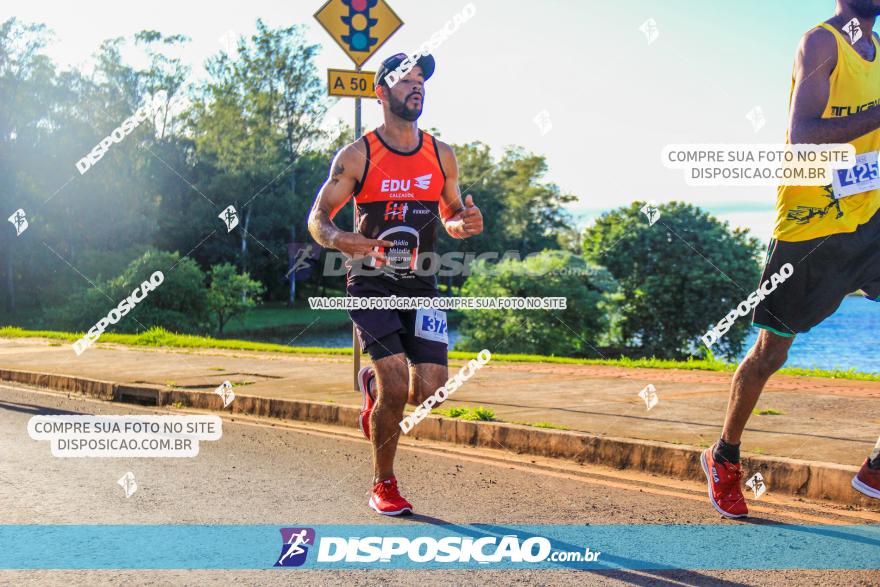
[702, 0, 880, 518]
[308, 53, 483, 515]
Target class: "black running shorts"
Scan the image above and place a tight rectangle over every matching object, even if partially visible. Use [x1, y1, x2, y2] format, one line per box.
[346, 277, 448, 366]
[753, 209, 880, 336]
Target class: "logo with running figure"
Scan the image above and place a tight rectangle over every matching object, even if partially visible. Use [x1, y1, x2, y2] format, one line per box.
[746, 472, 767, 498]
[745, 106, 766, 132]
[275, 527, 315, 567]
[8, 209, 28, 236]
[843, 18, 862, 44]
[219, 205, 239, 232]
[384, 201, 408, 221]
[291, 244, 315, 273]
[117, 471, 137, 498]
[640, 201, 661, 226]
[639, 18, 660, 44]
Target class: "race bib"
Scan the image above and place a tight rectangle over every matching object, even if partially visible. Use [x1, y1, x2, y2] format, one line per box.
[414, 308, 448, 344]
[832, 151, 880, 199]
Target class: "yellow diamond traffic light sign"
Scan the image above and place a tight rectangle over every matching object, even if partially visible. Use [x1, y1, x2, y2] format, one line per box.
[314, 0, 403, 68]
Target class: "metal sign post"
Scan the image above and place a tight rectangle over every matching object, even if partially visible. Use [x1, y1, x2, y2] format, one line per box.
[314, 0, 403, 389]
[352, 74, 362, 389]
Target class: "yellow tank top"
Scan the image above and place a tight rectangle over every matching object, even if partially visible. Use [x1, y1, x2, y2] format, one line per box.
[774, 23, 880, 241]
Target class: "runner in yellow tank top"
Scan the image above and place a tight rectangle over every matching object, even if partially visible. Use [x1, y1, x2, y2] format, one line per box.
[775, 21, 880, 240]
[702, 0, 880, 520]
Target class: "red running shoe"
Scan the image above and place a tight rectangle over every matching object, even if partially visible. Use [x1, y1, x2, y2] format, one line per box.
[357, 365, 376, 440]
[852, 458, 880, 499]
[369, 477, 413, 516]
[701, 446, 748, 518]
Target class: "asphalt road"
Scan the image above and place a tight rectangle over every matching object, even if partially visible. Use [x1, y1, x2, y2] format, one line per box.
[0, 382, 877, 586]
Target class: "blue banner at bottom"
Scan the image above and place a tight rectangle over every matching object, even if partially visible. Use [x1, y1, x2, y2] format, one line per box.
[0, 524, 877, 570]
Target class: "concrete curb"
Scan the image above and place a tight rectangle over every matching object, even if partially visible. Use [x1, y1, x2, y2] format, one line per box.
[2, 367, 872, 508]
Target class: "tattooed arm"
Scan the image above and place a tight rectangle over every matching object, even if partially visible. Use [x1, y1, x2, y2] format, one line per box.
[308, 141, 392, 258]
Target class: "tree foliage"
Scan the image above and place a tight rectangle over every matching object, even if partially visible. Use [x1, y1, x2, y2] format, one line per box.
[582, 202, 762, 359]
[49, 250, 211, 334]
[456, 251, 614, 357]
[0, 18, 332, 318]
[435, 142, 577, 292]
[0, 17, 767, 364]
[206, 263, 264, 334]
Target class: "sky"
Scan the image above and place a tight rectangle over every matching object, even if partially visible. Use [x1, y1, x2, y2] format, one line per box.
[3, 0, 859, 241]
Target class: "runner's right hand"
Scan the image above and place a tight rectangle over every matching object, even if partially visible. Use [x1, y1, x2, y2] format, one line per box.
[334, 232, 394, 261]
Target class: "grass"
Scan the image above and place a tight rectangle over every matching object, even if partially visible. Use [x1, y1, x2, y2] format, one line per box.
[224, 302, 349, 333]
[511, 421, 570, 430]
[433, 406, 496, 421]
[486, 353, 880, 381]
[0, 300, 350, 336]
[0, 326, 354, 357]
[753, 408, 784, 416]
[2, 325, 879, 382]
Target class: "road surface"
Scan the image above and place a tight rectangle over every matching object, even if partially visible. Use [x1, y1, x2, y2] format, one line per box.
[0, 382, 877, 586]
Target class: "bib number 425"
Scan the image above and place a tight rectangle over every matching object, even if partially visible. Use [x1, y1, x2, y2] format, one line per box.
[833, 151, 880, 199]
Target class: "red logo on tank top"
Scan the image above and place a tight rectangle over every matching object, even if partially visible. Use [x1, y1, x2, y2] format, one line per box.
[384, 202, 408, 221]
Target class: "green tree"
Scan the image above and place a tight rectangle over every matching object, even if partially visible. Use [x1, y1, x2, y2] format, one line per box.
[50, 250, 211, 334]
[456, 251, 614, 357]
[18, 28, 192, 315]
[582, 202, 762, 360]
[0, 18, 56, 312]
[190, 20, 328, 302]
[436, 143, 577, 293]
[206, 262, 264, 334]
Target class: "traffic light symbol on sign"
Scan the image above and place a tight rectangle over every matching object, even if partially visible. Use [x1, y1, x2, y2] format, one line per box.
[341, 0, 378, 53]
[315, 0, 403, 67]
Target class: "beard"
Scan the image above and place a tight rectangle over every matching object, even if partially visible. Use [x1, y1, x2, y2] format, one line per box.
[849, 0, 880, 18]
[389, 91, 423, 121]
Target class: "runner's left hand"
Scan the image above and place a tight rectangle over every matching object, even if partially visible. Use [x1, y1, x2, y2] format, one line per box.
[458, 195, 483, 237]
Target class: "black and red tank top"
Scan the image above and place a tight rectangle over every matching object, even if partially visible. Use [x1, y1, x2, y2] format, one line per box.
[350, 128, 449, 291]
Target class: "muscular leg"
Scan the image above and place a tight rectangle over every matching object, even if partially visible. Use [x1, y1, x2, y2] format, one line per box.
[408, 362, 448, 406]
[370, 353, 409, 484]
[720, 329, 795, 445]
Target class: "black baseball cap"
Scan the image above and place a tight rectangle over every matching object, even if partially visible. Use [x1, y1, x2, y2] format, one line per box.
[374, 52, 436, 88]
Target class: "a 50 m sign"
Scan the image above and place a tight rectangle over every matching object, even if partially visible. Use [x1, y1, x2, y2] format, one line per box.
[327, 68, 377, 99]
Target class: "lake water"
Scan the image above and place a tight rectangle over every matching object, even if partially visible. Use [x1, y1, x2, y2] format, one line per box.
[740, 295, 879, 374]
[290, 296, 878, 374]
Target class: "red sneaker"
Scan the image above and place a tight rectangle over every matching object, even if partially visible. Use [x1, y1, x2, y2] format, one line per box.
[701, 447, 748, 518]
[852, 458, 880, 499]
[357, 366, 376, 440]
[369, 477, 413, 516]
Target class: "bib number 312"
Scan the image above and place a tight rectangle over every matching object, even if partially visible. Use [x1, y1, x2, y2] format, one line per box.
[415, 308, 448, 344]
